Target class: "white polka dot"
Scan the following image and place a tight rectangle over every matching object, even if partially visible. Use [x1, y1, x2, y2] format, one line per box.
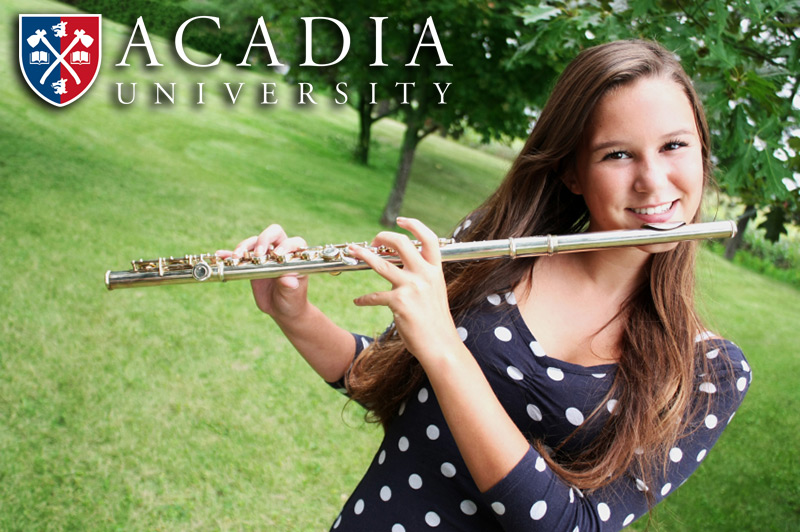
[704, 414, 718, 429]
[530, 341, 547, 357]
[460, 500, 478, 515]
[378, 450, 386, 464]
[569, 488, 575, 503]
[494, 326, 512, 342]
[505, 292, 517, 305]
[695, 330, 715, 342]
[606, 399, 618, 414]
[398, 401, 406, 416]
[547, 367, 564, 381]
[527, 404, 543, 421]
[507, 366, 524, 380]
[457, 327, 468, 341]
[464, 219, 472, 229]
[491, 502, 505, 515]
[623, 513, 635, 526]
[487, 294, 502, 306]
[426, 424, 440, 440]
[728, 412, 736, 424]
[354, 499, 364, 514]
[742, 360, 750, 372]
[333, 514, 342, 528]
[635, 478, 648, 492]
[418, 387, 429, 403]
[530, 500, 547, 520]
[380, 486, 392, 501]
[737, 377, 747, 391]
[441, 462, 456, 478]
[392, 525, 405, 532]
[669, 447, 683, 462]
[705, 348, 720, 359]
[535, 456, 546, 472]
[398, 437, 409, 452]
[699, 382, 717, 393]
[592, 373, 607, 379]
[634, 447, 644, 455]
[566, 407, 584, 426]
[597, 502, 611, 521]
[572, 527, 579, 532]
[696, 449, 707, 461]
[454, 225, 462, 237]
[661, 483, 672, 496]
[425, 511, 441, 527]
[409, 474, 423, 490]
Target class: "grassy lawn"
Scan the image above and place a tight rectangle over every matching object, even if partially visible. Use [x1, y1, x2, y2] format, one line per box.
[1, 1, 798, 530]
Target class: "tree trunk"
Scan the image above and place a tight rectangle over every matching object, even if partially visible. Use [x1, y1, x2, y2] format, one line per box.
[380, 123, 420, 227]
[724, 203, 756, 260]
[354, 92, 372, 165]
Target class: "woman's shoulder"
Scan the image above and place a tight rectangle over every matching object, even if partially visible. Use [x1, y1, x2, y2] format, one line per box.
[694, 331, 752, 394]
[695, 331, 748, 367]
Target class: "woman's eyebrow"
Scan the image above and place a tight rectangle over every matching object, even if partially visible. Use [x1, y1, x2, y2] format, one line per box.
[590, 128, 697, 153]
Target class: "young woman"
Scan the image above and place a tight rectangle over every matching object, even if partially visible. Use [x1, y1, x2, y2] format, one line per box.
[220, 40, 751, 531]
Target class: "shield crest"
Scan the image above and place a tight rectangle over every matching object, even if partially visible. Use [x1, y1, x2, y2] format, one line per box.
[19, 14, 102, 107]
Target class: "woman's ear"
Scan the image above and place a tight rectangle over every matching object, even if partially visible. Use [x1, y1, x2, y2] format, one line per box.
[561, 172, 583, 195]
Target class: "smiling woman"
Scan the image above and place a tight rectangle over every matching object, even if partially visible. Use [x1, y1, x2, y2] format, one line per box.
[220, 40, 751, 531]
[566, 76, 706, 254]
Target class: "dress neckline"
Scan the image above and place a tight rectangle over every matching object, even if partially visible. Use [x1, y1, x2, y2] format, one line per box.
[505, 299, 619, 375]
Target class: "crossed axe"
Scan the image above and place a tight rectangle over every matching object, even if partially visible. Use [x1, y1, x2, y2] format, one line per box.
[27, 29, 94, 85]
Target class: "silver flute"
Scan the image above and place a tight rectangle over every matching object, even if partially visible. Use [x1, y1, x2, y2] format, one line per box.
[104, 220, 737, 290]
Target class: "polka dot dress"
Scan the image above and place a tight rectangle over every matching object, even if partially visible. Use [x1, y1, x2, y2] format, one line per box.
[329, 293, 751, 531]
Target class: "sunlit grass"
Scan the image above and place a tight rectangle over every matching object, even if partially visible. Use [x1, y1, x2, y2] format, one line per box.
[1, 1, 798, 530]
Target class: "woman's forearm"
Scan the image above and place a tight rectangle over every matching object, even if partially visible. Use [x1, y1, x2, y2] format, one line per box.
[273, 301, 357, 383]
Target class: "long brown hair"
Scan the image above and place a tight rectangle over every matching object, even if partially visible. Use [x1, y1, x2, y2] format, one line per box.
[348, 40, 715, 494]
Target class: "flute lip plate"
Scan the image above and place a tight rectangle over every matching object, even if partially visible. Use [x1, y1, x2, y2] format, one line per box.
[641, 221, 686, 231]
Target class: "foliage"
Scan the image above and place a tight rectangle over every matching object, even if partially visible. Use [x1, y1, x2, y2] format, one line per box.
[267, 0, 557, 224]
[513, 0, 800, 244]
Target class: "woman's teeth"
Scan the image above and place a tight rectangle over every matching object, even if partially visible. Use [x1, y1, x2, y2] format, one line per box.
[631, 202, 673, 215]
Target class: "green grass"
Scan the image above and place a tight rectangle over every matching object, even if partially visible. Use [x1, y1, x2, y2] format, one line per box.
[2, 1, 799, 530]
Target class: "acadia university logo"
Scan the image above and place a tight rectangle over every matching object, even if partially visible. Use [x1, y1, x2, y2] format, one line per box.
[19, 14, 102, 107]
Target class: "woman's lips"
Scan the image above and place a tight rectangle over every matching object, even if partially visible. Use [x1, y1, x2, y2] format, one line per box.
[627, 201, 677, 223]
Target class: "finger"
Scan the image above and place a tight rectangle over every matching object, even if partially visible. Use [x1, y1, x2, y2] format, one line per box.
[371, 230, 427, 271]
[347, 243, 405, 286]
[254, 224, 289, 257]
[353, 290, 392, 308]
[396, 217, 441, 265]
[232, 235, 259, 258]
[273, 236, 308, 257]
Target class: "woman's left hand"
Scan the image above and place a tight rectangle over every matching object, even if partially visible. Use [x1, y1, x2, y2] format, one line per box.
[348, 217, 462, 364]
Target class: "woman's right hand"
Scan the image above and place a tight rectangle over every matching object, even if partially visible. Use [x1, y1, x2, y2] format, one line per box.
[216, 224, 309, 320]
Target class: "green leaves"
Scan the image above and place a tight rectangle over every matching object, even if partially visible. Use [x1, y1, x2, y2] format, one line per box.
[514, 0, 800, 241]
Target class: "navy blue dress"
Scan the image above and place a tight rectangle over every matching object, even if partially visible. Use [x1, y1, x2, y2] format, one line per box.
[328, 292, 751, 531]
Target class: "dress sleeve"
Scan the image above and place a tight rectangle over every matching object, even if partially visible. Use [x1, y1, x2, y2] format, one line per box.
[480, 338, 751, 531]
[326, 332, 374, 395]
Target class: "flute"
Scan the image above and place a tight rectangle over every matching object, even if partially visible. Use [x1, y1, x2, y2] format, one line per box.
[104, 220, 737, 290]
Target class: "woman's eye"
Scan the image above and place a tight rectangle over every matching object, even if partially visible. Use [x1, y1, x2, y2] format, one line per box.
[664, 140, 688, 151]
[602, 150, 629, 161]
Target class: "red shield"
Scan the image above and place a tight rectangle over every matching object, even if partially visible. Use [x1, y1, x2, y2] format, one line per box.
[19, 14, 102, 107]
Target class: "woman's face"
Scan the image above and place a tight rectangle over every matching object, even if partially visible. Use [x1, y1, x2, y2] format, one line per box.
[568, 76, 705, 238]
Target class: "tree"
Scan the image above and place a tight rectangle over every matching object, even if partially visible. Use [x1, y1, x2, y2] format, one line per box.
[282, 0, 556, 226]
[513, 0, 800, 256]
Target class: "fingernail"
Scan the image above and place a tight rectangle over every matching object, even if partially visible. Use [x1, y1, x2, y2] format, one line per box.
[396, 217, 407, 223]
[274, 247, 284, 256]
[255, 246, 265, 256]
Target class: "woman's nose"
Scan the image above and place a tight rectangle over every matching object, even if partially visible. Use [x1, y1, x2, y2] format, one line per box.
[633, 156, 669, 193]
